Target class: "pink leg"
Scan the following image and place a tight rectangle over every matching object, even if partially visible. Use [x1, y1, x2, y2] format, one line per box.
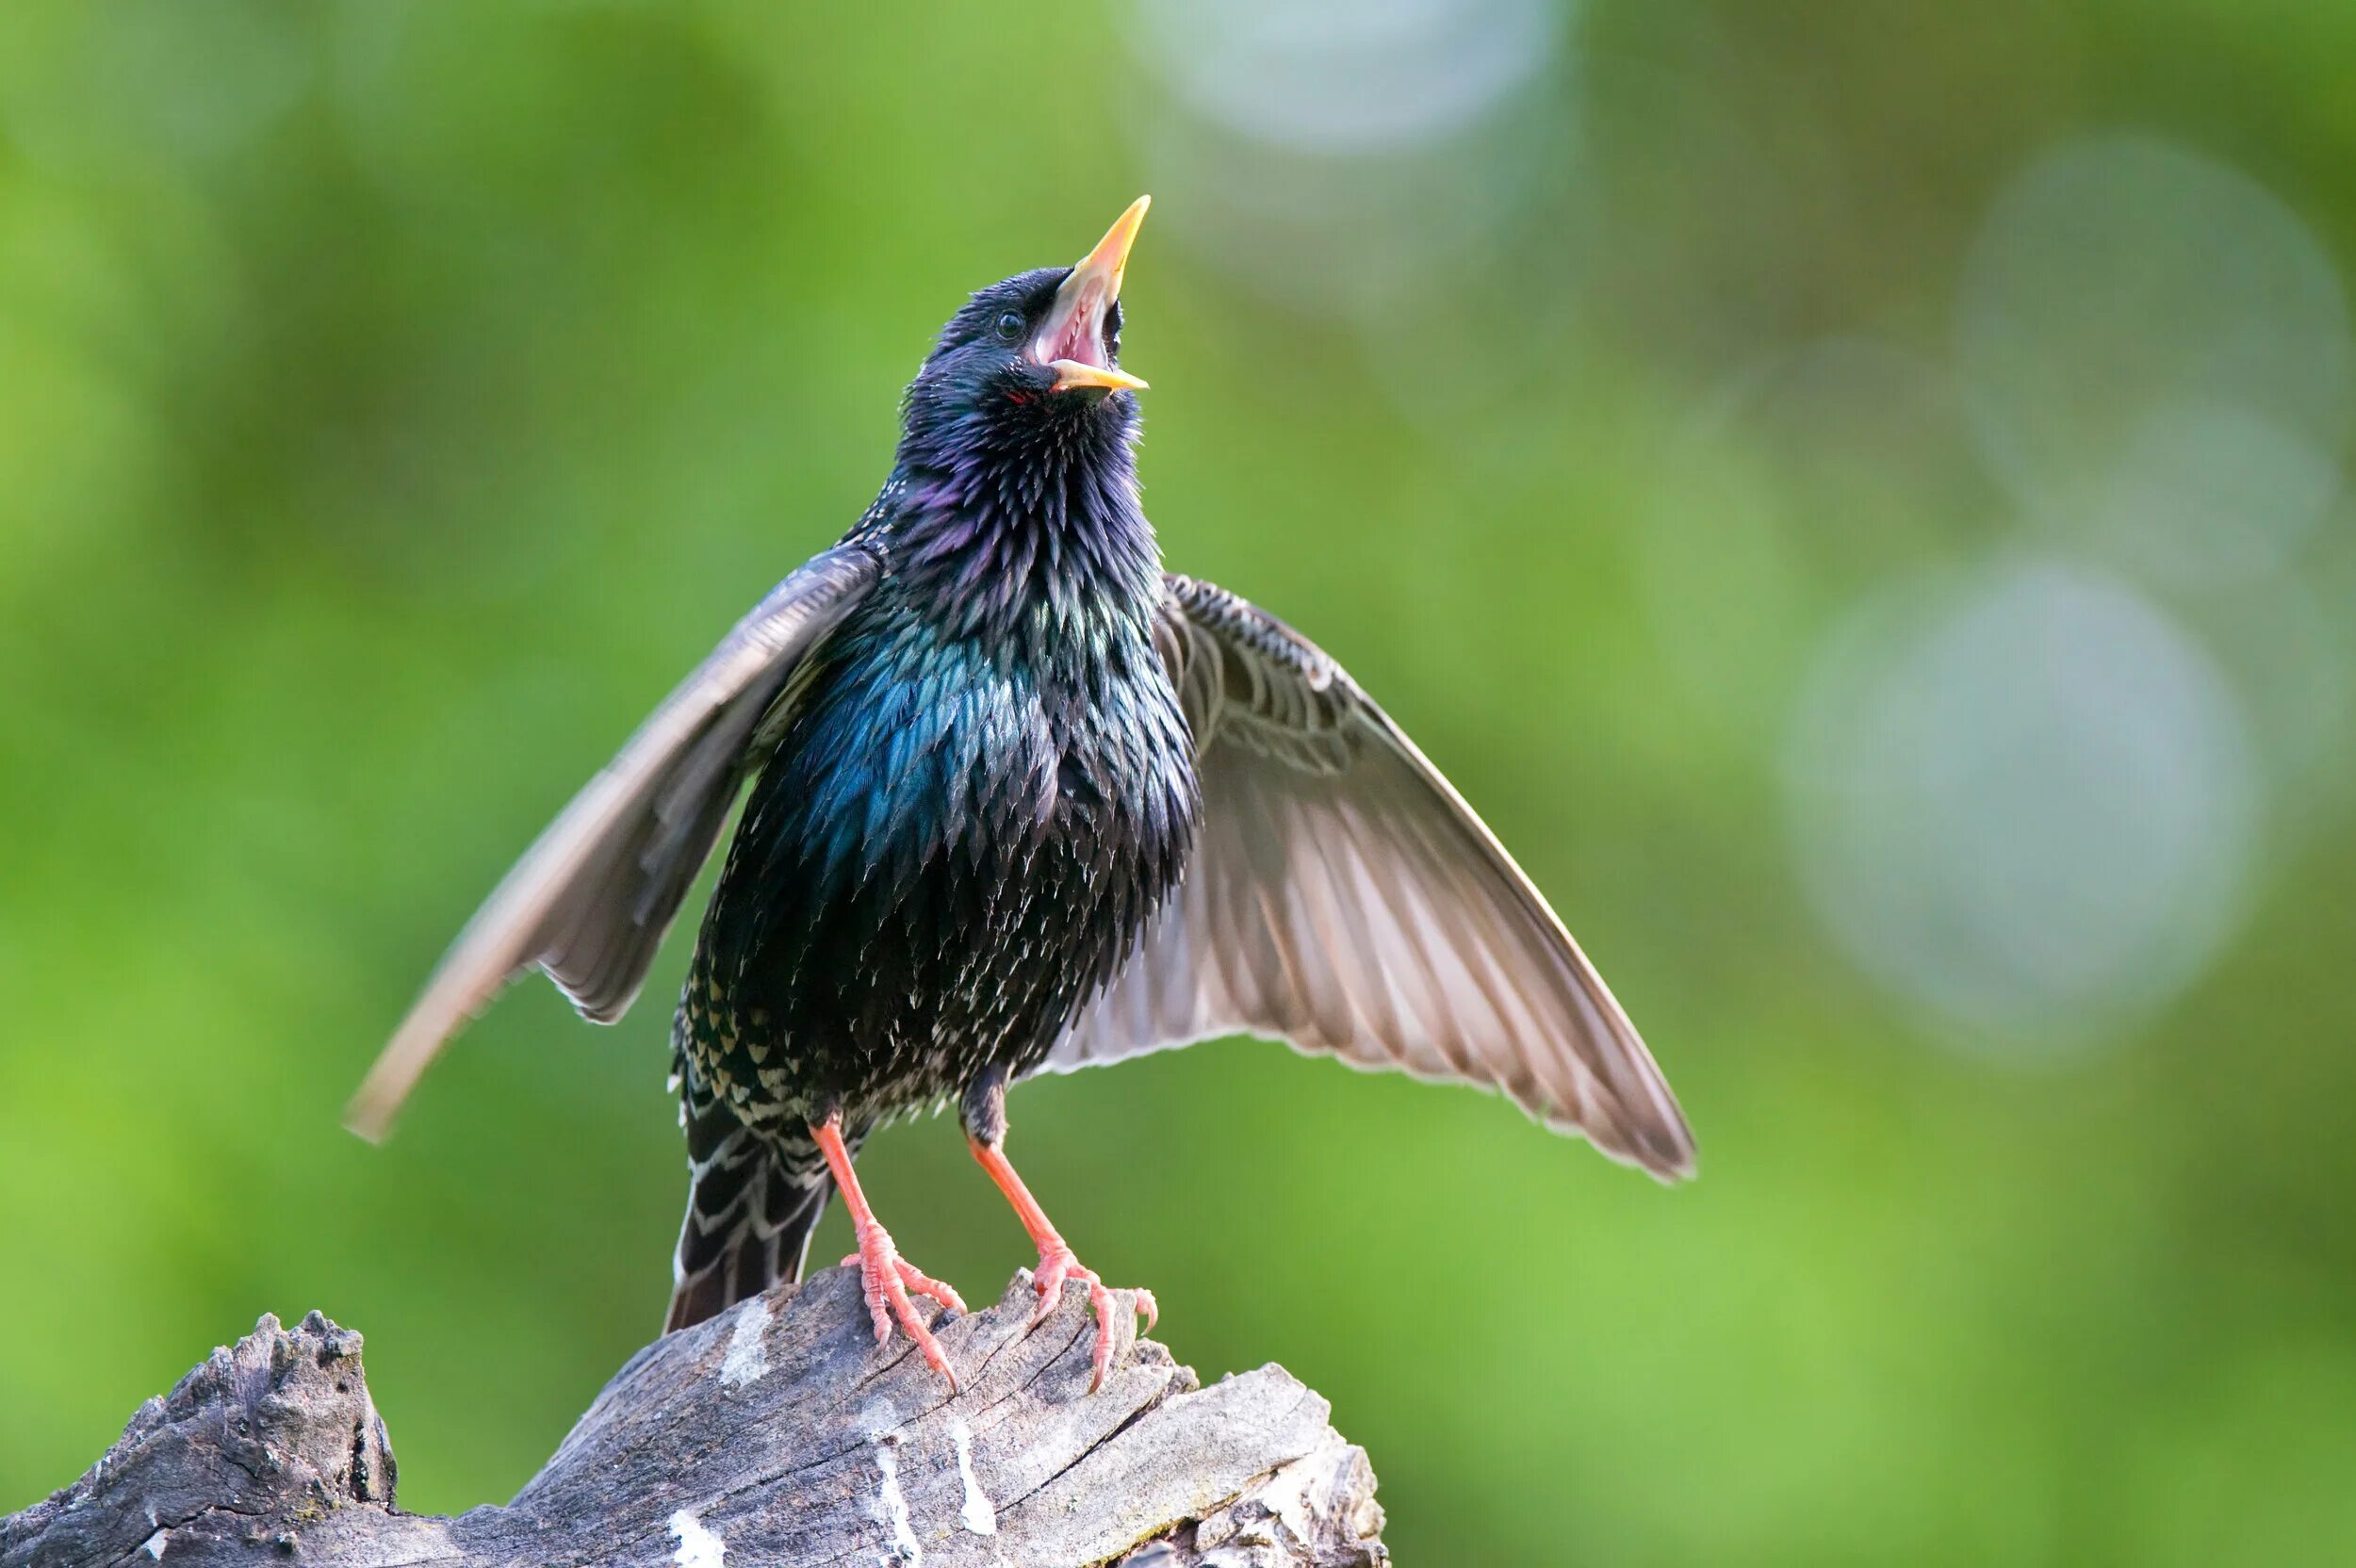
[814, 1111, 966, 1390]
[970, 1138, 1158, 1391]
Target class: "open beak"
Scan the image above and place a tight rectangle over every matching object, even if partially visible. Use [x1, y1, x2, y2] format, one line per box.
[1036, 196, 1151, 394]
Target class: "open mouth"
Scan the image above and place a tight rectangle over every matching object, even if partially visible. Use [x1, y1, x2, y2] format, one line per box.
[1032, 291, 1116, 372]
[1031, 196, 1151, 395]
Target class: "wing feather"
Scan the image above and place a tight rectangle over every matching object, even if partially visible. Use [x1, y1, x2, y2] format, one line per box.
[347, 543, 882, 1139]
[1050, 574, 1695, 1180]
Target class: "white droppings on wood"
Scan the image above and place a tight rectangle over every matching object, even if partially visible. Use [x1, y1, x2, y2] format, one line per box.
[871, 1440, 923, 1563]
[670, 1507, 726, 1568]
[141, 1529, 168, 1560]
[950, 1417, 996, 1535]
[718, 1298, 772, 1388]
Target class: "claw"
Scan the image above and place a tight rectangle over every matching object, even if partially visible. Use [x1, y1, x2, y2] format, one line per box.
[1028, 1247, 1072, 1329]
[968, 1136, 1157, 1393]
[1030, 1241, 1157, 1392]
[847, 1220, 963, 1391]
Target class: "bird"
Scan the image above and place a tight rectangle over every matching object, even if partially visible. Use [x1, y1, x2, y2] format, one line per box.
[348, 196, 1694, 1392]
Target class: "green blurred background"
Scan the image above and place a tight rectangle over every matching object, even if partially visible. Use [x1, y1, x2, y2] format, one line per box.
[5, 2, 2355, 1562]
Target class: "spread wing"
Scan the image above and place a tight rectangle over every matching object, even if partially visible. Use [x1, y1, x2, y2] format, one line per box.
[1050, 574, 1695, 1179]
[347, 542, 884, 1140]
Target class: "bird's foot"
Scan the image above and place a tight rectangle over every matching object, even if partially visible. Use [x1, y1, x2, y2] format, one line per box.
[843, 1221, 966, 1390]
[1028, 1238, 1158, 1392]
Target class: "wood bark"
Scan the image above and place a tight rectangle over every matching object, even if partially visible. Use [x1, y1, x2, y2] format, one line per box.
[4, 1267, 1386, 1568]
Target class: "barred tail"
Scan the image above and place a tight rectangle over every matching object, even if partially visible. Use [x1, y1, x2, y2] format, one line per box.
[665, 1054, 831, 1333]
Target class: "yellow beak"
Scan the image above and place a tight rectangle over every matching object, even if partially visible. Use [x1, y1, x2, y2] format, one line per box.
[1039, 195, 1152, 394]
[1051, 360, 1151, 394]
[1055, 362, 1154, 393]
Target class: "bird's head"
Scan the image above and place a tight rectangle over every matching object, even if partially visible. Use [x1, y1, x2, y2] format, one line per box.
[900, 197, 1152, 465]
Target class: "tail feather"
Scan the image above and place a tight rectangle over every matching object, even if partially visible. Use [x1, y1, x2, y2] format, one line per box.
[665, 1057, 831, 1333]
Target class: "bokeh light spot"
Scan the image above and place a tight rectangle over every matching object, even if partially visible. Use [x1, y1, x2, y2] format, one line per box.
[1783, 559, 2261, 1053]
[1126, 0, 1563, 155]
[1958, 135, 2351, 592]
[1122, 0, 1573, 324]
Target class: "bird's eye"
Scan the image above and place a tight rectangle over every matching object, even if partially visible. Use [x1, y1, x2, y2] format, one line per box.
[993, 310, 1025, 343]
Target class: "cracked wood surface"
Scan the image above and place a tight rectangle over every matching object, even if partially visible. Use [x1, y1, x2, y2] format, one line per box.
[4, 1268, 1386, 1568]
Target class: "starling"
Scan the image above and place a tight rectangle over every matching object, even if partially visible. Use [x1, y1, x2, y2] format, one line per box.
[350, 197, 1694, 1390]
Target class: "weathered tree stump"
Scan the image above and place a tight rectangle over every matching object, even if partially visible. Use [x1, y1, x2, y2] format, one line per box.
[3, 1268, 1385, 1568]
